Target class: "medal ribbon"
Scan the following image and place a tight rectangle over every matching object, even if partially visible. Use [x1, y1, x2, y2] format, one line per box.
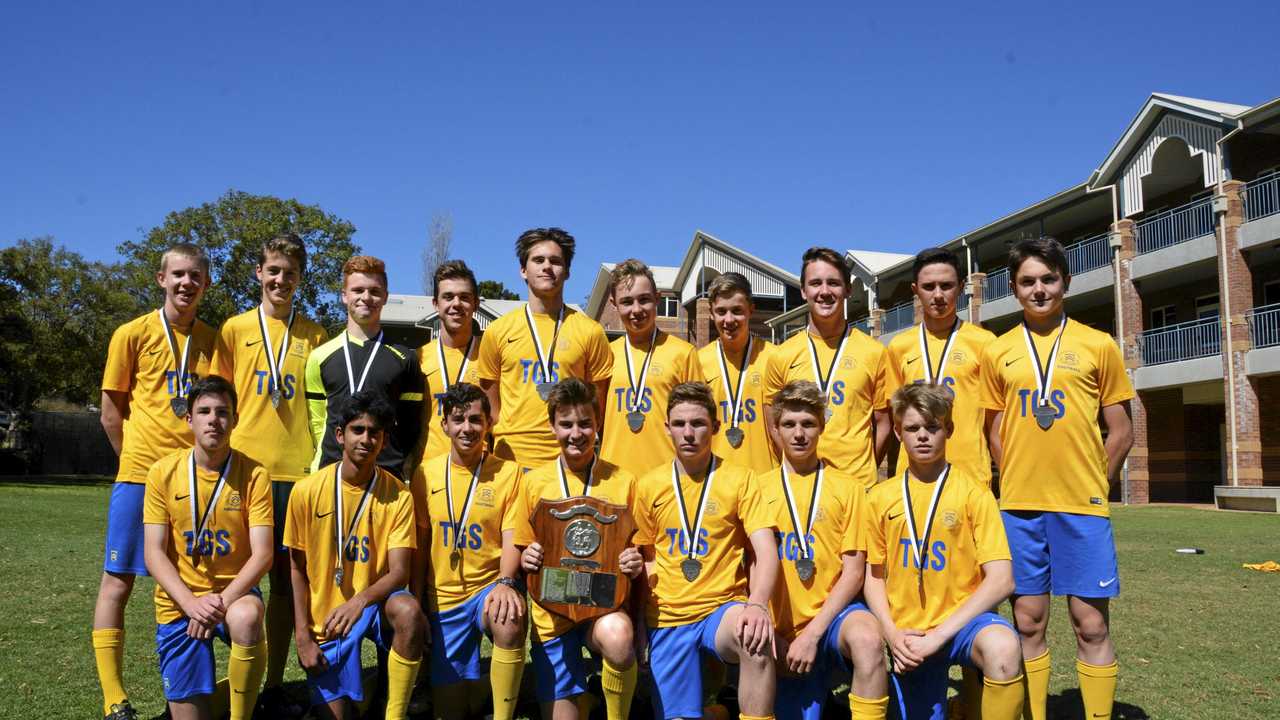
[257, 306, 295, 397]
[187, 451, 232, 560]
[670, 458, 716, 562]
[1020, 315, 1068, 410]
[919, 318, 960, 384]
[436, 335, 475, 388]
[445, 456, 484, 550]
[901, 464, 950, 587]
[806, 326, 851, 404]
[623, 326, 658, 413]
[342, 331, 384, 394]
[557, 456, 595, 498]
[715, 336, 753, 431]
[333, 461, 377, 580]
[523, 304, 565, 388]
[779, 461, 824, 561]
[158, 309, 192, 394]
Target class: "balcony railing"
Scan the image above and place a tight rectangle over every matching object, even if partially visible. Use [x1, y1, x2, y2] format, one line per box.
[881, 301, 915, 334]
[1247, 302, 1280, 349]
[984, 267, 1012, 301]
[1066, 232, 1111, 274]
[1135, 197, 1215, 254]
[958, 289, 970, 310]
[1139, 316, 1220, 366]
[851, 317, 870, 335]
[1245, 174, 1280, 222]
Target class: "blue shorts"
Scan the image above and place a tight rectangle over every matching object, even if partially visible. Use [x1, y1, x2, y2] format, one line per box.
[776, 602, 872, 720]
[647, 601, 739, 720]
[154, 588, 263, 701]
[889, 612, 1014, 720]
[428, 583, 496, 685]
[306, 590, 410, 706]
[531, 624, 593, 703]
[103, 482, 148, 575]
[1002, 511, 1120, 598]
[272, 481, 295, 552]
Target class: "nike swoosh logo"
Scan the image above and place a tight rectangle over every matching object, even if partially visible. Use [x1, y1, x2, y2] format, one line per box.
[905, 357, 918, 365]
[174, 494, 190, 501]
[1098, 577, 1117, 588]
[789, 360, 805, 369]
[766, 498, 778, 504]
[1005, 358, 1019, 367]
[888, 512, 904, 520]
[315, 510, 335, 519]
[245, 339, 261, 347]
[652, 499, 667, 509]
[146, 349, 162, 356]
[507, 337, 521, 344]
[431, 488, 445, 495]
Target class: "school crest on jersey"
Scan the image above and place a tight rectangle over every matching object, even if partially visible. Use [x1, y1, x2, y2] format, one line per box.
[840, 357, 856, 370]
[749, 371, 762, 387]
[703, 500, 720, 516]
[941, 509, 959, 529]
[224, 492, 243, 511]
[648, 363, 665, 378]
[476, 486, 496, 508]
[950, 350, 967, 366]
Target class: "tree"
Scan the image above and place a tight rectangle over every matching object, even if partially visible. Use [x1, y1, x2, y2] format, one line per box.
[0, 238, 141, 408]
[117, 190, 359, 330]
[477, 279, 520, 300]
[420, 211, 454, 295]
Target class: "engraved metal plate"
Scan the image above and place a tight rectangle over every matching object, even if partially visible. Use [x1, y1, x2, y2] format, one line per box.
[564, 519, 602, 557]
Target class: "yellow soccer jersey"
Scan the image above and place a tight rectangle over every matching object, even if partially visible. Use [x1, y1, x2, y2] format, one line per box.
[632, 459, 775, 628]
[864, 471, 1010, 631]
[102, 311, 216, 483]
[409, 453, 522, 613]
[885, 321, 995, 486]
[758, 465, 863, 640]
[416, 336, 483, 467]
[698, 338, 779, 473]
[513, 457, 637, 641]
[283, 464, 416, 641]
[764, 327, 887, 483]
[210, 308, 328, 482]
[143, 449, 273, 624]
[979, 319, 1134, 516]
[599, 332, 704, 478]
[475, 305, 614, 469]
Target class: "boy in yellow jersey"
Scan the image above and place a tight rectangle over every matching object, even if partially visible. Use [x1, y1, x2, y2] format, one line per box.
[884, 248, 995, 486]
[415, 260, 483, 468]
[95, 242, 216, 720]
[765, 247, 890, 485]
[697, 272, 778, 473]
[979, 238, 1134, 720]
[633, 382, 779, 720]
[408, 382, 527, 720]
[864, 384, 1024, 720]
[600, 259, 704, 477]
[210, 233, 329, 712]
[760, 381, 885, 720]
[476, 228, 614, 471]
[285, 391, 425, 720]
[143, 375, 274, 720]
[515, 379, 644, 719]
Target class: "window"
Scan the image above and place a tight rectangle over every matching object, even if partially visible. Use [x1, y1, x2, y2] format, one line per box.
[659, 295, 679, 318]
[1264, 280, 1280, 307]
[1150, 305, 1177, 329]
[1195, 294, 1220, 320]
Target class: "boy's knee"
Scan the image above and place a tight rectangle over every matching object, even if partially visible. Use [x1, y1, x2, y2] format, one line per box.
[592, 613, 635, 662]
[976, 627, 1023, 680]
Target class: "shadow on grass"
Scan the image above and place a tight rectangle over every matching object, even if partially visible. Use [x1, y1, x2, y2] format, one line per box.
[1, 475, 113, 487]
[1047, 688, 1150, 719]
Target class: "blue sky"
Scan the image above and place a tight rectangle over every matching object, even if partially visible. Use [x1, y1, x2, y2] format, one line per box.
[3, 1, 1278, 306]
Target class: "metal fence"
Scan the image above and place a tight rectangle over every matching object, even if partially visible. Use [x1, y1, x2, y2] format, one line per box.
[1066, 233, 1111, 274]
[1135, 197, 1215, 254]
[984, 267, 1012, 301]
[881, 301, 915, 334]
[1245, 174, 1280, 221]
[851, 317, 870, 335]
[1247, 302, 1280, 349]
[1139, 316, 1220, 365]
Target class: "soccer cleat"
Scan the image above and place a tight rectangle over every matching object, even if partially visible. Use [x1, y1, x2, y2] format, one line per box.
[104, 702, 139, 720]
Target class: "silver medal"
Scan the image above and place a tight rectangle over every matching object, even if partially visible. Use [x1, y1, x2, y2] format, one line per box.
[627, 411, 645, 433]
[450, 549, 462, 568]
[681, 558, 702, 582]
[525, 304, 564, 405]
[796, 557, 816, 582]
[537, 382, 555, 401]
[171, 397, 188, 417]
[333, 567, 343, 587]
[1034, 403, 1056, 430]
[1021, 316, 1068, 434]
[824, 408, 833, 422]
[270, 389, 282, 408]
[725, 427, 744, 448]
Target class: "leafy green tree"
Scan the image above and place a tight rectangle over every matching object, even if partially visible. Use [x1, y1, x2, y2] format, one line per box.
[477, 279, 520, 300]
[0, 238, 140, 408]
[117, 190, 359, 330]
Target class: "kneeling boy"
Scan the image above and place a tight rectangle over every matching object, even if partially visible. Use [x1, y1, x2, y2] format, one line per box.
[409, 382, 526, 720]
[863, 384, 1023, 720]
[633, 382, 779, 720]
[516, 379, 644, 719]
[142, 375, 273, 720]
[285, 391, 425, 720]
[763, 380, 886, 720]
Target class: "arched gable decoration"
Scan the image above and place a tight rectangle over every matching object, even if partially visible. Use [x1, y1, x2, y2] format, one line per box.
[1119, 114, 1223, 217]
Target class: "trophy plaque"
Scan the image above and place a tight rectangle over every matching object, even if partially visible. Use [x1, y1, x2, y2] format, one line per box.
[527, 496, 635, 623]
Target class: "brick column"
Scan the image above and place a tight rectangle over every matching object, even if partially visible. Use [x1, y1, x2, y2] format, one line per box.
[870, 308, 885, 339]
[1113, 219, 1148, 503]
[1219, 179, 1263, 486]
[693, 297, 714, 348]
[967, 271, 986, 324]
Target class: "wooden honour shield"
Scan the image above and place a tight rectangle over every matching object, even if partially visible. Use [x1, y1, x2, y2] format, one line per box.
[527, 496, 635, 623]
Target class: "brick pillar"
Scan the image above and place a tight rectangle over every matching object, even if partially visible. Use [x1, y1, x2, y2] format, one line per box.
[1113, 219, 1148, 503]
[870, 308, 885, 339]
[968, 271, 986, 324]
[1219, 179, 1263, 486]
[693, 297, 713, 348]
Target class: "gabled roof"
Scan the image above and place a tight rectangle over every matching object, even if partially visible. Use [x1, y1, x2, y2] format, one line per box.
[845, 249, 913, 284]
[672, 230, 801, 296]
[1092, 93, 1250, 188]
[584, 262, 680, 319]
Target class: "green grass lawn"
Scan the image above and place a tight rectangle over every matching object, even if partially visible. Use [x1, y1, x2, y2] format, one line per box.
[1, 481, 1277, 719]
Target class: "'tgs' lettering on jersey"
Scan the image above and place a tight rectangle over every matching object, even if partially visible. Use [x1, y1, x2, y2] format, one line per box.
[253, 371, 298, 399]
[664, 528, 709, 557]
[774, 531, 818, 561]
[183, 529, 232, 557]
[899, 538, 947, 571]
[437, 522, 484, 550]
[519, 359, 560, 384]
[1017, 388, 1066, 420]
